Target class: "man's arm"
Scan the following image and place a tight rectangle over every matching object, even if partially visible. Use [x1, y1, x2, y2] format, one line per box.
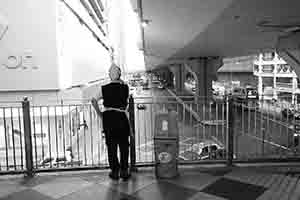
[91, 98, 102, 118]
[91, 85, 103, 118]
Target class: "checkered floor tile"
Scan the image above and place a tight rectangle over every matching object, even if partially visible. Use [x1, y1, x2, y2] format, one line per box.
[201, 177, 267, 200]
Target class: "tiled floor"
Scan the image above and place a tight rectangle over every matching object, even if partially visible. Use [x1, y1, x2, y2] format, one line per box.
[1, 165, 300, 200]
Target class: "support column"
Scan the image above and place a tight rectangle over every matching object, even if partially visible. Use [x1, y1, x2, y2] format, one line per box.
[169, 64, 185, 93]
[258, 76, 263, 100]
[273, 76, 277, 100]
[292, 77, 297, 104]
[188, 57, 223, 98]
[160, 67, 173, 87]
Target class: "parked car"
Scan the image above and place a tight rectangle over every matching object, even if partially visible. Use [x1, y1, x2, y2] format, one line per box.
[282, 108, 300, 120]
[178, 151, 201, 161]
[137, 104, 147, 110]
[191, 141, 223, 160]
[232, 86, 258, 101]
[179, 139, 226, 161]
[157, 83, 164, 89]
[39, 148, 82, 167]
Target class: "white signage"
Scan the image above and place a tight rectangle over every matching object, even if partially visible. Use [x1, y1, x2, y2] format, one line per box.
[2, 51, 37, 70]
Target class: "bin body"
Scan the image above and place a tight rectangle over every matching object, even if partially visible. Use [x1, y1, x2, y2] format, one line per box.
[154, 111, 179, 178]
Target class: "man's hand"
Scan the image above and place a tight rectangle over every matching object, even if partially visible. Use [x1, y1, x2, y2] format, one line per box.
[91, 98, 102, 118]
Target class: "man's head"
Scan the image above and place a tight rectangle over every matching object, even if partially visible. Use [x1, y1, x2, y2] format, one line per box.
[109, 63, 121, 81]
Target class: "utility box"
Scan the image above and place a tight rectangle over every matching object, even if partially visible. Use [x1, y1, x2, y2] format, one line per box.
[154, 111, 179, 178]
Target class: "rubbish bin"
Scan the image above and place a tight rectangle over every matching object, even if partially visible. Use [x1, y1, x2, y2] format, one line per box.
[154, 110, 179, 178]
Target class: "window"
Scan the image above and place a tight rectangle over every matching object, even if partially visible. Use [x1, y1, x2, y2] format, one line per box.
[262, 65, 274, 73]
[210, 145, 218, 151]
[262, 52, 275, 61]
[253, 64, 259, 72]
[278, 64, 292, 73]
[201, 146, 209, 155]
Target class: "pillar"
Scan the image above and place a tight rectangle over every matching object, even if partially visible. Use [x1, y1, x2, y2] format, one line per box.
[273, 76, 277, 100]
[188, 57, 223, 98]
[169, 64, 185, 93]
[292, 77, 297, 104]
[258, 76, 263, 100]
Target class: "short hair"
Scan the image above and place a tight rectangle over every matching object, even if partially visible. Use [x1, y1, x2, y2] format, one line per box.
[109, 63, 121, 80]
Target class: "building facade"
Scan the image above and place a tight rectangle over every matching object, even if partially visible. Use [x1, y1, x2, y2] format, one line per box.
[217, 56, 257, 89]
[0, 0, 143, 103]
[253, 52, 300, 103]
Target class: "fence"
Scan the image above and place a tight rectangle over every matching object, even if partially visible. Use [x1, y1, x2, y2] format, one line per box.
[0, 95, 299, 175]
[133, 96, 229, 165]
[232, 98, 300, 161]
[0, 98, 108, 175]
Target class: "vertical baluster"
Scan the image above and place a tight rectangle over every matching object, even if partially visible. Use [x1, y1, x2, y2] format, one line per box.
[54, 106, 59, 166]
[10, 107, 16, 170]
[248, 104, 251, 135]
[279, 103, 283, 157]
[128, 95, 137, 171]
[76, 107, 80, 165]
[143, 102, 147, 162]
[203, 102, 206, 140]
[151, 101, 155, 162]
[82, 105, 87, 166]
[18, 108, 24, 170]
[22, 98, 33, 176]
[254, 103, 257, 157]
[260, 103, 265, 157]
[3, 108, 9, 170]
[32, 107, 38, 168]
[61, 104, 66, 165]
[227, 97, 234, 166]
[40, 107, 45, 167]
[209, 100, 212, 142]
[89, 105, 94, 166]
[96, 108, 101, 165]
[216, 101, 219, 143]
[68, 105, 73, 167]
[222, 101, 225, 155]
[47, 106, 52, 168]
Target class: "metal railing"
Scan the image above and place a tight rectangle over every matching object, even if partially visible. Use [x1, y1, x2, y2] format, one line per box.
[1, 94, 300, 176]
[0, 98, 110, 176]
[232, 98, 300, 161]
[132, 96, 229, 165]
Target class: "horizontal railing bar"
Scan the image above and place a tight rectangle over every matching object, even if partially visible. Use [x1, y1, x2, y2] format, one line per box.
[34, 165, 110, 173]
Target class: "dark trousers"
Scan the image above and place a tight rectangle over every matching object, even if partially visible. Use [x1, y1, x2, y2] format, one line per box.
[105, 135, 129, 174]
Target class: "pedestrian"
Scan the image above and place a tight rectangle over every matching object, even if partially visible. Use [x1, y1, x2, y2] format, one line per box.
[91, 63, 131, 181]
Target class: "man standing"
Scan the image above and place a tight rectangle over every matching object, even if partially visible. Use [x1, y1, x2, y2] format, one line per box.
[91, 63, 131, 181]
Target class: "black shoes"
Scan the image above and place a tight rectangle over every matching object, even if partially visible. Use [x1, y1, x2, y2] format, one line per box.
[109, 171, 131, 181]
[108, 172, 119, 180]
[120, 170, 131, 181]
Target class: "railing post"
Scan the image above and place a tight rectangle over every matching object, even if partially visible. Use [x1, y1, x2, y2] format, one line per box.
[226, 96, 234, 166]
[22, 97, 34, 177]
[128, 95, 137, 172]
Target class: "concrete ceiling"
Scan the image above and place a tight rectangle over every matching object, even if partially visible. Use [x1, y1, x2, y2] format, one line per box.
[131, 0, 300, 70]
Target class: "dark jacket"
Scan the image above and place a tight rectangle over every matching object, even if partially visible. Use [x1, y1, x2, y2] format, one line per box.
[102, 82, 130, 138]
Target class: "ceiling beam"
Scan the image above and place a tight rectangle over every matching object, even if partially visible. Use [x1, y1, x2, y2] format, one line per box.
[80, 0, 106, 36]
[88, 0, 105, 23]
[60, 0, 109, 51]
[96, 0, 104, 11]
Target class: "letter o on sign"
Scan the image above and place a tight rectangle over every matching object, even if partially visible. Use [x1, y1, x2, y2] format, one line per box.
[4, 56, 21, 69]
